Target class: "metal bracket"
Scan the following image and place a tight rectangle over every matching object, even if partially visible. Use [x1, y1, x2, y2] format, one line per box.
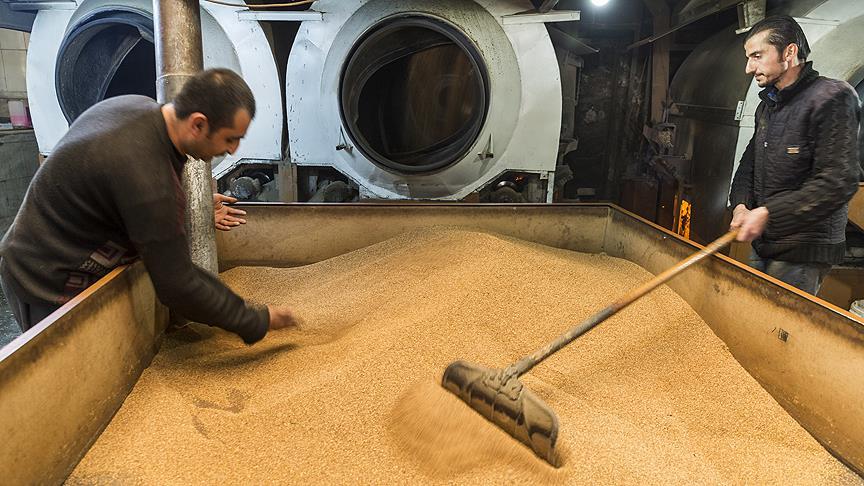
[9, 1, 77, 11]
[237, 10, 323, 22]
[336, 127, 354, 153]
[544, 171, 555, 203]
[501, 10, 580, 25]
[734, 0, 766, 34]
[477, 134, 494, 160]
[734, 101, 745, 121]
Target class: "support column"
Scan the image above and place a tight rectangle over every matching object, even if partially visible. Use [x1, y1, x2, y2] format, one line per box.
[648, 1, 670, 125]
[153, 0, 218, 274]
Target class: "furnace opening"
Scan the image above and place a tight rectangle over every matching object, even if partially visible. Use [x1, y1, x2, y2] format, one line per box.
[340, 15, 490, 174]
[56, 9, 156, 123]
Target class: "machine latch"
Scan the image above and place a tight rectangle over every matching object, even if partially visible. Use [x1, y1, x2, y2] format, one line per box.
[478, 134, 494, 160]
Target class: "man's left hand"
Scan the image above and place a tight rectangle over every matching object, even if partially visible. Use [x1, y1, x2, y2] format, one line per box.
[737, 206, 769, 242]
[214, 193, 247, 231]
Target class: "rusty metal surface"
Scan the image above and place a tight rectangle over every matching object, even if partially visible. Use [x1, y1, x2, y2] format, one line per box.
[216, 203, 611, 269]
[604, 208, 864, 476]
[153, 0, 218, 274]
[0, 262, 168, 484]
[153, 0, 203, 103]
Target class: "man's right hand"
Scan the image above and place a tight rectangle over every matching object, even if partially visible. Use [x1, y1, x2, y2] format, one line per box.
[730, 204, 749, 230]
[731, 204, 769, 242]
[268, 305, 301, 331]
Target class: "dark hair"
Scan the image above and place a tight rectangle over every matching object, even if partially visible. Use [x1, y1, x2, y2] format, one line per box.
[173, 68, 256, 132]
[745, 15, 810, 61]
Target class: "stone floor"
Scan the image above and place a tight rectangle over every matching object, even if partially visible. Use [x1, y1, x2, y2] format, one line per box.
[0, 289, 21, 348]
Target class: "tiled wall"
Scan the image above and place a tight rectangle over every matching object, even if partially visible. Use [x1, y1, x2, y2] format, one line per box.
[0, 28, 28, 96]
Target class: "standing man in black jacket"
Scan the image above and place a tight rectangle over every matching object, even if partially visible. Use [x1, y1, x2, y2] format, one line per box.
[730, 16, 861, 294]
[0, 69, 297, 342]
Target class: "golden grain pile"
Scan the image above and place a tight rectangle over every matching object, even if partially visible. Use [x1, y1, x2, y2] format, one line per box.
[67, 228, 860, 484]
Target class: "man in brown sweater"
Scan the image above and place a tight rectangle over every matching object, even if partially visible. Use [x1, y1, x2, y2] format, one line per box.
[0, 69, 297, 342]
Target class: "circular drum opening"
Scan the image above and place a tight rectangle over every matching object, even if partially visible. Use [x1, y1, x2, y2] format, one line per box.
[340, 15, 490, 174]
[56, 9, 156, 123]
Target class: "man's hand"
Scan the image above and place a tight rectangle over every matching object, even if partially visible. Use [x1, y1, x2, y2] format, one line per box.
[731, 205, 769, 242]
[213, 193, 247, 231]
[730, 204, 749, 230]
[268, 305, 301, 331]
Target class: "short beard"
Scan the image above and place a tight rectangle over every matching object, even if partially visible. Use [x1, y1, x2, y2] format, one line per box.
[183, 141, 210, 162]
[756, 73, 780, 88]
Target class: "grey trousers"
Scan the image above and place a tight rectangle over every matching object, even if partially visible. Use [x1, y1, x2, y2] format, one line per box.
[748, 250, 832, 295]
[0, 259, 59, 332]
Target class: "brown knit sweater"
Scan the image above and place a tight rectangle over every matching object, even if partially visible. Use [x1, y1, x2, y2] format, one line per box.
[0, 96, 269, 343]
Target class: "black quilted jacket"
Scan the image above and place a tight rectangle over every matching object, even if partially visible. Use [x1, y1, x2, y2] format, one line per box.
[730, 62, 861, 264]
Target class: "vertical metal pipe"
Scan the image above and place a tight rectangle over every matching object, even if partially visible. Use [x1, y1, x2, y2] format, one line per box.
[650, 5, 670, 125]
[153, 0, 218, 274]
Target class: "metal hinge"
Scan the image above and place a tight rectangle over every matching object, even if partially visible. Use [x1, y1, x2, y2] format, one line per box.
[336, 127, 353, 153]
[734, 101, 745, 121]
[477, 134, 494, 160]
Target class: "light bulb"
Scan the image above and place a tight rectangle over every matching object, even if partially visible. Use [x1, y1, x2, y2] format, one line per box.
[591, 0, 610, 6]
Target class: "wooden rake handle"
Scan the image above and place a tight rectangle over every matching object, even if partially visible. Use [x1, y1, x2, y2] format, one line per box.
[507, 229, 738, 378]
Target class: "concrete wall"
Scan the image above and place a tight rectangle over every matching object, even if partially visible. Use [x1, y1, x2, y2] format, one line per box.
[0, 129, 33, 343]
[0, 129, 39, 237]
[0, 28, 28, 101]
[0, 28, 33, 346]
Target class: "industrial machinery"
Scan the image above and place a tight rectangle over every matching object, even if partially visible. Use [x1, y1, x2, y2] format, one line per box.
[667, 0, 864, 243]
[24, 0, 282, 176]
[21, 0, 582, 203]
[286, 0, 565, 202]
